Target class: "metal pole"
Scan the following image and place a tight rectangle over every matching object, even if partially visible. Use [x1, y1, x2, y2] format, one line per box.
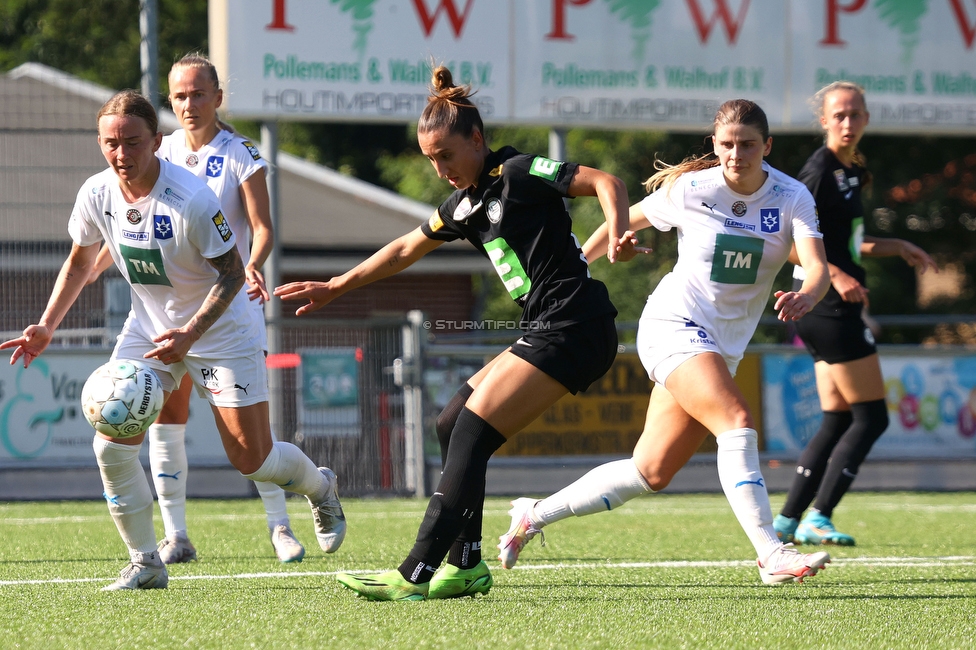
[260, 122, 285, 435]
[139, 0, 159, 113]
[400, 310, 427, 497]
[548, 127, 567, 162]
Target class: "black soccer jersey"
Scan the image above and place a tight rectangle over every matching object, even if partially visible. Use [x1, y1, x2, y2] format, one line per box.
[797, 146, 868, 317]
[420, 146, 616, 329]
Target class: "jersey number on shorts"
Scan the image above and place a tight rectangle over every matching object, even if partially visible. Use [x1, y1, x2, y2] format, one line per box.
[484, 237, 532, 300]
[710, 234, 764, 285]
[120, 244, 173, 287]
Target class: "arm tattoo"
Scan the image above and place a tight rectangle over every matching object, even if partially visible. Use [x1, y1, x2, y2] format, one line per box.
[187, 247, 246, 338]
[388, 254, 400, 267]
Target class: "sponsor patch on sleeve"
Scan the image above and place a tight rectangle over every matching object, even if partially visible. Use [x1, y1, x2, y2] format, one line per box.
[241, 140, 262, 161]
[528, 156, 562, 181]
[428, 210, 445, 232]
[212, 211, 232, 242]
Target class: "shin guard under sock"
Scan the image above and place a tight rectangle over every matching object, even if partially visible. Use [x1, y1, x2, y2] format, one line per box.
[95, 437, 157, 554]
[148, 423, 188, 538]
[781, 410, 853, 520]
[716, 428, 780, 561]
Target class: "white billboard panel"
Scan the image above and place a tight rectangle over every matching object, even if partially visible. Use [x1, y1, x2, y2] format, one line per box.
[211, 0, 976, 133]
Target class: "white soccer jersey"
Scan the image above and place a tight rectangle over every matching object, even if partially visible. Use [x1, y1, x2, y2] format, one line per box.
[640, 161, 822, 362]
[68, 160, 260, 357]
[157, 129, 268, 266]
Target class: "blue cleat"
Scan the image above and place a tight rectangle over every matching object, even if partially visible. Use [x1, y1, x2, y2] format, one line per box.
[795, 511, 856, 546]
[774, 514, 798, 543]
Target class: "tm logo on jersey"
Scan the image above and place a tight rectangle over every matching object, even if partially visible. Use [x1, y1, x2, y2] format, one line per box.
[760, 208, 780, 233]
[529, 156, 562, 181]
[206, 156, 225, 178]
[119, 244, 172, 287]
[710, 234, 764, 285]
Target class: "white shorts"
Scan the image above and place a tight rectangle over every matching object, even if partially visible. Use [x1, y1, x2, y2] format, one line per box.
[113, 326, 269, 408]
[636, 314, 740, 387]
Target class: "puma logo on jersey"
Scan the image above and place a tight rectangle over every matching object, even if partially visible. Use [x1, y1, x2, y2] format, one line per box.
[702, 202, 717, 213]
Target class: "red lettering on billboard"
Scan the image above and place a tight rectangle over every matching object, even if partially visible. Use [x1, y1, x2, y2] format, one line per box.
[685, 0, 752, 45]
[545, 0, 593, 40]
[949, 0, 976, 48]
[819, 0, 867, 46]
[266, 0, 295, 31]
[412, 0, 475, 38]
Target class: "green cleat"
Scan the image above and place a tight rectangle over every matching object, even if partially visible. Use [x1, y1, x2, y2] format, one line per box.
[336, 570, 428, 601]
[773, 514, 798, 543]
[428, 561, 493, 599]
[795, 511, 856, 546]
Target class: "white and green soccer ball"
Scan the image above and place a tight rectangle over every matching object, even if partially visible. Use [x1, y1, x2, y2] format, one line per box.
[81, 359, 163, 438]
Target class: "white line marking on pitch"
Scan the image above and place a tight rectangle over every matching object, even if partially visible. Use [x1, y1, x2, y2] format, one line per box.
[1, 556, 972, 587]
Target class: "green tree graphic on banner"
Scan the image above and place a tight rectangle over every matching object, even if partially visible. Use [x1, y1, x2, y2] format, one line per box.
[602, 0, 661, 63]
[874, 0, 929, 65]
[331, 0, 376, 58]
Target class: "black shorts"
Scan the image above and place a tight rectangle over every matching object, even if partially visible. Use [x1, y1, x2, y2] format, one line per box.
[507, 315, 618, 394]
[794, 310, 877, 364]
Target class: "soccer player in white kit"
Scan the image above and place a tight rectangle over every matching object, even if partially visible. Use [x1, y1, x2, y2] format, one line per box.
[498, 99, 835, 585]
[152, 54, 306, 564]
[1, 91, 345, 590]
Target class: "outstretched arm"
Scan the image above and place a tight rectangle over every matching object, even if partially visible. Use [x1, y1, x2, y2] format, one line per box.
[568, 166, 630, 263]
[145, 246, 247, 365]
[581, 203, 652, 264]
[1, 242, 100, 367]
[274, 226, 444, 316]
[774, 237, 829, 322]
[863, 236, 938, 274]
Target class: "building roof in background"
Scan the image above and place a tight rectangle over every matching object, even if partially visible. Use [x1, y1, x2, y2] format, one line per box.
[0, 63, 486, 274]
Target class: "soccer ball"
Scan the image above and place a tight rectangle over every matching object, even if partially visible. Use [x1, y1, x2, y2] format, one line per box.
[81, 359, 164, 438]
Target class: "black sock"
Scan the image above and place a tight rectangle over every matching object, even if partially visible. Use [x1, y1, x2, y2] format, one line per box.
[781, 410, 853, 519]
[436, 383, 473, 467]
[397, 408, 505, 583]
[813, 399, 888, 517]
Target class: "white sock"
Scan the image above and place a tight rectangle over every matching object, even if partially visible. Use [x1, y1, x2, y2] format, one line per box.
[256, 480, 289, 529]
[94, 437, 157, 554]
[243, 441, 326, 501]
[535, 458, 653, 526]
[148, 423, 188, 538]
[255, 430, 289, 528]
[715, 428, 781, 561]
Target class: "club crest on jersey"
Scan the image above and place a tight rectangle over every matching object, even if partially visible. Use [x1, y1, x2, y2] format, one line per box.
[153, 215, 174, 240]
[242, 140, 262, 161]
[453, 197, 477, 221]
[206, 155, 225, 178]
[186, 153, 199, 167]
[760, 208, 781, 233]
[126, 209, 142, 224]
[731, 201, 747, 217]
[486, 199, 502, 224]
[833, 169, 849, 192]
[212, 211, 232, 242]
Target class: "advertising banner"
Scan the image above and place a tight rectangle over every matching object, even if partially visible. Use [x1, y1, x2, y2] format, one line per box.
[212, 0, 976, 133]
[297, 347, 362, 438]
[763, 351, 976, 458]
[0, 351, 227, 468]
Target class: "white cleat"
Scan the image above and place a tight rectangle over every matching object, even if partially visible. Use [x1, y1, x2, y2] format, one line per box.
[308, 467, 346, 553]
[758, 544, 830, 585]
[101, 552, 168, 591]
[497, 497, 545, 569]
[157, 534, 197, 564]
[270, 524, 306, 563]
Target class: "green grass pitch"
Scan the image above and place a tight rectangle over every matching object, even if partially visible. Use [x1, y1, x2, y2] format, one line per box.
[1, 492, 974, 649]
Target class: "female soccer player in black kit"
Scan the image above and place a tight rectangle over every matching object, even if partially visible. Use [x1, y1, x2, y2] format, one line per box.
[274, 65, 631, 600]
[774, 82, 937, 546]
